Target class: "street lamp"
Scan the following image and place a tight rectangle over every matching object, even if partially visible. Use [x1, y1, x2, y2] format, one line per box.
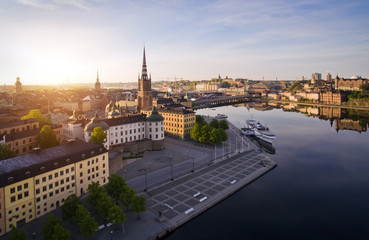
[144, 162, 151, 192]
[110, 230, 113, 240]
[32, 233, 36, 240]
[170, 156, 174, 181]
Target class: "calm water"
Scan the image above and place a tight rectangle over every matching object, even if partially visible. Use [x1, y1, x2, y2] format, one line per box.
[165, 104, 369, 240]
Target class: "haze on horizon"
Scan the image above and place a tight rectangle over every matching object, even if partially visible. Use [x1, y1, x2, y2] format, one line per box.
[1, 0, 369, 85]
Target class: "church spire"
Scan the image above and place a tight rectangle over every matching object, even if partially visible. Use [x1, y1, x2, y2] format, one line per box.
[141, 47, 148, 80]
[96, 70, 100, 83]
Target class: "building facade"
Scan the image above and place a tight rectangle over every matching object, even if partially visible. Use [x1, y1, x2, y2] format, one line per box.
[137, 48, 153, 111]
[141, 107, 196, 139]
[334, 77, 368, 91]
[320, 91, 347, 105]
[15, 77, 22, 95]
[0, 141, 108, 236]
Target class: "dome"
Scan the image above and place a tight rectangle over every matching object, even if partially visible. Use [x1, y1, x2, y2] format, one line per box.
[146, 107, 164, 122]
[84, 113, 109, 132]
[110, 110, 120, 117]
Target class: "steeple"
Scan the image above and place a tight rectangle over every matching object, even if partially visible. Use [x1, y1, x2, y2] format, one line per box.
[141, 47, 148, 80]
[95, 70, 101, 91]
[96, 70, 100, 83]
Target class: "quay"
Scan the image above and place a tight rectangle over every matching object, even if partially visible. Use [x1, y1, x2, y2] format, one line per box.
[143, 149, 277, 239]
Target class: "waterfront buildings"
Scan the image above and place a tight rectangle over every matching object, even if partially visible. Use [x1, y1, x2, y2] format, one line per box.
[0, 141, 109, 236]
[334, 76, 369, 91]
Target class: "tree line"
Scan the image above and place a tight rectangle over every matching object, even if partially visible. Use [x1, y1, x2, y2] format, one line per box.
[8, 174, 146, 240]
[190, 115, 229, 145]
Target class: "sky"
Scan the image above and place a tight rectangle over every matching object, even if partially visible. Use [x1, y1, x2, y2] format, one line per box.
[1, 0, 369, 85]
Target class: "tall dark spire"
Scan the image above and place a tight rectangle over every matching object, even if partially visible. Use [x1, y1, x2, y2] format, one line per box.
[96, 70, 100, 83]
[141, 47, 148, 80]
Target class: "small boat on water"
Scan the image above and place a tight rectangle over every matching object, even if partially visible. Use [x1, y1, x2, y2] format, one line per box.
[215, 114, 228, 119]
[246, 120, 276, 144]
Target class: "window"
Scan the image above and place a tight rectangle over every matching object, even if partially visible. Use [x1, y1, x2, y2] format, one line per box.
[18, 194, 22, 200]
[88, 176, 91, 181]
[24, 183, 28, 189]
[80, 180, 83, 184]
[103, 163, 105, 168]
[17, 185, 22, 191]
[88, 161, 90, 166]
[61, 179, 64, 185]
[36, 197, 40, 202]
[24, 191, 29, 197]
[60, 170, 64, 176]
[61, 187, 64, 192]
[10, 187, 15, 194]
[42, 177, 46, 182]
[48, 175, 52, 180]
[103, 155, 105, 160]
[71, 175, 75, 180]
[96, 159, 98, 163]
[49, 192, 53, 197]
[55, 189, 59, 194]
[55, 172, 58, 178]
[71, 167, 74, 172]
[80, 172, 83, 177]
[43, 195, 47, 200]
[43, 186, 46, 191]
[66, 177, 70, 183]
[49, 184, 53, 189]
[80, 163, 82, 168]
[36, 179, 39, 185]
[96, 166, 99, 171]
[66, 169, 69, 174]
[36, 189, 40, 194]
[11, 196, 16, 203]
[55, 182, 59, 187]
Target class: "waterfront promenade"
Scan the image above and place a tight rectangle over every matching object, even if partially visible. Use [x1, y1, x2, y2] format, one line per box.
[0, 118, 276, 240]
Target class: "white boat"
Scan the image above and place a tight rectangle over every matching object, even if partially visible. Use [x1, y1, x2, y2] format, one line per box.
[215, 114, 228, 119]
[240, 127, 255, 136]
[246, 120, 276, 144]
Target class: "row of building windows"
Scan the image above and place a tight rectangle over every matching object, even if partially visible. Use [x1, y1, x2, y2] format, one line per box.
[35, 183, 75, 203]
[35, 167, 75, 185]
[10, 183, 29, 194]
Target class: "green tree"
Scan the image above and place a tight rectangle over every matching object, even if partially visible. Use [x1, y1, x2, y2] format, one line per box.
[51, 223, 71, 240]
[190, 122, 202, 141]
[0, 143, 16, 160]
[89, 127, 107, 145]
[120, 185, 135, 212]
[73, 204, 98, 238]
[106, 174, 127, 204]
[86, 181, 105, 207]
[107, 204, 126, 224]
[219, 120, 229, 130]
[195, 115, 205, 124]
[42, 214, 61, 240]
[61, 194, 81, 221]
[21, 109, 51, 127]
[209, 119, 219, 129]
[198, 124, 211, 143]
[8, 226, 27, 240]
[37, 125, 59, 149]
[209, 128, 221, 144]
[218, 128, 228, 142]
[131, 195, 147, 219]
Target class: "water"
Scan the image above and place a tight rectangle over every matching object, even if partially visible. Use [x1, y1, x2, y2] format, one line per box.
[164, 104, 369, 240]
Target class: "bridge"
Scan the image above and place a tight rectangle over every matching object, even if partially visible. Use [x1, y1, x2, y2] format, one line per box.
[192, 95, 249, 109]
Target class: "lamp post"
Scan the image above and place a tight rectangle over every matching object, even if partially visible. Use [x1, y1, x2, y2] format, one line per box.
[170, 156, 174, 181]
[144, 162, 151, 192]
[110, 230, 113, 240]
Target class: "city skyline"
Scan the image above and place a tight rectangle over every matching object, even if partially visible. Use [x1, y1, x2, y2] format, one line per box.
[1, 0, 369, 85]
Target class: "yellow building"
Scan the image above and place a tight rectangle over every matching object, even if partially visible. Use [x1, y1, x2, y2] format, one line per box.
[0, 141, 109, 236]
[141, 107, 195, 139]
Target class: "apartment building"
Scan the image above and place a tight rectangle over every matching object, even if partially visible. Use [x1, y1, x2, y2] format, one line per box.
[0, 141, 108, 236]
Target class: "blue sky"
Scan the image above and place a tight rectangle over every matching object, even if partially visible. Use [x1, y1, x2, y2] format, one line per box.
[1, 0, 369, 85]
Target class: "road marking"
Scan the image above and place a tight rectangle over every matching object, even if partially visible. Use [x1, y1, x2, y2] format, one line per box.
[199, 196, 208, 202]
[185, 208, 194, 214]
[164, 203, 174, 210]
[193, 192, 200, 197]
[230, 180, 237, 184]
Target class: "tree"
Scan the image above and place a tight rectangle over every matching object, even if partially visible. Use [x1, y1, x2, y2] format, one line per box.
[120, 185, 135, 212]
[8, 226, 27, 240]
[107, 204, 126, 224]
[106, 174, 127, 204]
[190, 122, 202, 141]
[198, 124, 211, 143]
[221, 82, 231, 88]
[51, 223, 71, 240]
[21, 109, 51, 127]
[209, 119, 219, 129]
[42, 214, 62, 240]
[37, 125, 59, 149]
[0, 143, 16, 160]
[209, 128, 221, 144]
[89, 127, 107, 145]
[218, 128, 228, 142]
[73, 204, 98, 238]
[86, 181, 105, 207]
[61, 194, 81, 221]
[195, 115, 205, 124]
[131, 195, 147, 219]
[219, 120, 229, 130]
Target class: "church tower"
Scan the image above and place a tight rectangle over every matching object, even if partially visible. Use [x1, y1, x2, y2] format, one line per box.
[137, 47, 152, 111]
[95, 70, 101, 92]
[15, 77, 22, 94]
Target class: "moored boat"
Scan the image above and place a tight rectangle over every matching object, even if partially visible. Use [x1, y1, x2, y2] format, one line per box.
[246, 120, 276, 144]
[215, 114, 228, 119]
